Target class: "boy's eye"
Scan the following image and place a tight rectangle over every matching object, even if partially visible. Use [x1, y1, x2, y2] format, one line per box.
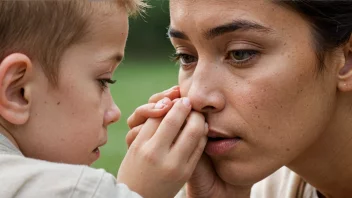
[98, 78, 116, 89]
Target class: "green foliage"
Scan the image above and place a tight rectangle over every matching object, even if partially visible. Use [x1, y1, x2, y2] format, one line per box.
[126, 0, 173, 61]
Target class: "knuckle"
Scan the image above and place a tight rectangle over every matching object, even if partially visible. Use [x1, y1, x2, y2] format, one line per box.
[189, 111, 205, 121]
[185, 124, 204, 141]
[126, 115, 134, 128]
[149, 93, 162, 103]
[126, 128, 136, 142]
[127, 142, 141, 155]
[141, 147, 159, 165]
[135, 105, 147, 116]
[162, 163, 182, 180]
[162, 116, 179, 128]
[182, 168, 193, 181]
[193, 143, 205, 159]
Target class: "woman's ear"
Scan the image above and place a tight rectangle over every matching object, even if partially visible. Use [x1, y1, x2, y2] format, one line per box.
[338, 35, 352, 92]
[0, 53, 33, 125]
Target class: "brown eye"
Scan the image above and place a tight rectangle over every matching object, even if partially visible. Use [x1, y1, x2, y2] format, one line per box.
[229, 50, 257, 62]
[179, 54, 198, 65]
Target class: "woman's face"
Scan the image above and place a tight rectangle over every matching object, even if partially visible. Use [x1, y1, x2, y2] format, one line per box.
[170, 0, 339, 185]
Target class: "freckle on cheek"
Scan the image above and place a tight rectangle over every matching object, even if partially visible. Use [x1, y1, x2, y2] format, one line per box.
[57, 102, 60, 105]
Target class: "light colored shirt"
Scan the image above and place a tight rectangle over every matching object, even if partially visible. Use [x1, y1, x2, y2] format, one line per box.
[0, 134, 142, 198]
[251, 166, 319, 198]
[175, 167, 319, 198]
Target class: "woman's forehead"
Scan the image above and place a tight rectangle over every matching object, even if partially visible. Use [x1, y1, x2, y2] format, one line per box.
[169, 0, 309, 40]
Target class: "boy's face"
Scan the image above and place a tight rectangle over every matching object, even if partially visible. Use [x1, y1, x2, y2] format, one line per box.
[13, 6, 128, 165]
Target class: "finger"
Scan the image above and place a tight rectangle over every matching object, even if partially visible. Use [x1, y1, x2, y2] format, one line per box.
[126, 124, 143, 148]
[187, 154, 215, 192]
[172, 112, 207, 162]
[186, 135, 207, 174]
[133, 117, 163, 144]
[150, 97, 192, 148]
[148, 86, 180, 103]
[127, 98, 172, 129]
[172, 98, 180, 104]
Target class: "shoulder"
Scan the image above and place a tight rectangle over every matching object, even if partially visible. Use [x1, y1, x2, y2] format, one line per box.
[251, 166, 318, 198]
[0, 154, 141, 198]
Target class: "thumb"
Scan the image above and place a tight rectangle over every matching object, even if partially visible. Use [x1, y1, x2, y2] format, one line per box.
[186, 154, 217, 197]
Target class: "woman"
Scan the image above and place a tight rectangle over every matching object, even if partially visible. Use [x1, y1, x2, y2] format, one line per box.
[127, 1, 352, 197]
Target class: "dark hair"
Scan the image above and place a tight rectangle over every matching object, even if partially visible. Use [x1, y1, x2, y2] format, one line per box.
[277, 1, 352, 71]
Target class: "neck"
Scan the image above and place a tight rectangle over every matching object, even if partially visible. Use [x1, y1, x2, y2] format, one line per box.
[0, 122, 19, 149]
[288, 96, 352, 198]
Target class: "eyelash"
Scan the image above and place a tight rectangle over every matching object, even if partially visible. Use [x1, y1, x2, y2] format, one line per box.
[98, 78, 116, 89]
[172, 49, 259, 69]
[225, 50, 258, 67]
[172, 53, 197, 70]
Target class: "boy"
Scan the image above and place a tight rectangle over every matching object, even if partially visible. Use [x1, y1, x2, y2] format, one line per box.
[0, 1, 207, 198]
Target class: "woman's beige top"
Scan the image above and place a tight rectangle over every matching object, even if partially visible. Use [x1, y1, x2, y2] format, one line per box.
[175, 166, 319, 198]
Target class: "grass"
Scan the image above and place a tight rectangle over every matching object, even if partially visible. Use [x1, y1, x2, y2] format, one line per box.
[91, 61, 179, 175]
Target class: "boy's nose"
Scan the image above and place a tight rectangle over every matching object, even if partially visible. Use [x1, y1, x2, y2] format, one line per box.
[104, 104, 121, 126]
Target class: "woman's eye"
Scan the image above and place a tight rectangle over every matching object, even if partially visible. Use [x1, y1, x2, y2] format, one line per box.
[229, 50, 257, 62]
[173, 53, 197, 65]
[179, 54, 197, 65]
[98, 78, 116, 89]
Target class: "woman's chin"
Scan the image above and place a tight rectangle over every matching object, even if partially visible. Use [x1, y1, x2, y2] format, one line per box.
[214, 161, 279, 186]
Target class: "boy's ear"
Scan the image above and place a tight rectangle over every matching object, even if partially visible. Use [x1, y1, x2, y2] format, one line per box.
[0, 53, 33, 125]
[338, 35, 352, 92]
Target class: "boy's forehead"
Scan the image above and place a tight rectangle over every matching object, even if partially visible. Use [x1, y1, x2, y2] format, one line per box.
[67, 3, 128, 67]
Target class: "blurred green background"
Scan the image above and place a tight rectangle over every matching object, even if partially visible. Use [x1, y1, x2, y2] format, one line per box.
[92, 0, 178, 175]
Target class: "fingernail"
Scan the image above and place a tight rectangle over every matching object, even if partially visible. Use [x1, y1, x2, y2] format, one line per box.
[167, 86, 179, 93]
[155, 98, 167, 109]
[164, 86, 178, 93]
[182, 97, 191, 107]
[171, 86, 179, 90]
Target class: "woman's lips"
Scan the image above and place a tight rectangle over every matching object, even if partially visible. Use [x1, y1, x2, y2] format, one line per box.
[205, 137, 241, 156]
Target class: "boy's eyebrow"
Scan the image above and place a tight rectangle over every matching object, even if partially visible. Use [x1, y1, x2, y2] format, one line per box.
[168, 19, 273, 41]
[97, 53, 124, 68]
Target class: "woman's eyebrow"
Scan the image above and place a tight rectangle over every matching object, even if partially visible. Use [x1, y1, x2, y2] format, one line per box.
[205, 19, 273, 40]
[167, 28, 189, 40]
[168, 19, 273, 41]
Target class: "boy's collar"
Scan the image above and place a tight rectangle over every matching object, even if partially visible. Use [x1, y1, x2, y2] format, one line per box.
[0, 133, 23, 156]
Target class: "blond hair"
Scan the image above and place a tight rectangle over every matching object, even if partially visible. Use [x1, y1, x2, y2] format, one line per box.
[0, 0, 147, 85]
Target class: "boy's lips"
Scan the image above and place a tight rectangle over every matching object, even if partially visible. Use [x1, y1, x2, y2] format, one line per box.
[93, 147, 100, 157]
[92, 140, 107, 156]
